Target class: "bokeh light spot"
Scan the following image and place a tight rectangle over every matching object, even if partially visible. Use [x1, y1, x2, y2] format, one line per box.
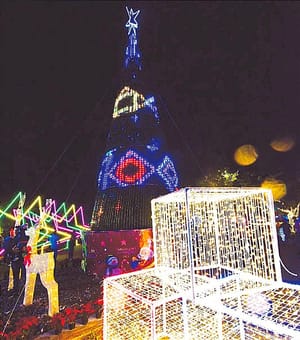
[270, 136, 295, 152]
[261, 178, 287, 200]
[234, 144, 258, 166]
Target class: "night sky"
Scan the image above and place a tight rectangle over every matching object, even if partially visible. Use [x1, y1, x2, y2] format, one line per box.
[1, 1, 299, 218]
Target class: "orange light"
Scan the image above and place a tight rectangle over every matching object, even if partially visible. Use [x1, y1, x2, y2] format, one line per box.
[261, 178, 287, 200]
[234, 144, 258, 166]
[270, 137, 295, 152]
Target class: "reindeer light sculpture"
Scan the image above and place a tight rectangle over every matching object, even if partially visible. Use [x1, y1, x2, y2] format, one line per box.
[23, 199, 59, 316]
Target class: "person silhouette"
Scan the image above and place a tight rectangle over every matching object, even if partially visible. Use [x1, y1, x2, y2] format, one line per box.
[48, 230, 59, 264]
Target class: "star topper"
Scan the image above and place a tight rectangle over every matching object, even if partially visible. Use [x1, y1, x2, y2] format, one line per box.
[125, 6, 140, 36]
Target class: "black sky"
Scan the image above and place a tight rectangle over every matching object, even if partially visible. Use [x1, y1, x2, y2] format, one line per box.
[1, 1, 299, 218]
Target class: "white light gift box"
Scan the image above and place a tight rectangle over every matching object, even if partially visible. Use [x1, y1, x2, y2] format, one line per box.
[103, 187, 300, 339]
[103, 269, 189, 340]
[103, 268, 300, 340]
[151, 187, 282, 295]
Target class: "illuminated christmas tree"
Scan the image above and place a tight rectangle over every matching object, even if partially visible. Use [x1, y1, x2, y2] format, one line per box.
[86, 7, 179, 277]
[90, 7, 179, 231]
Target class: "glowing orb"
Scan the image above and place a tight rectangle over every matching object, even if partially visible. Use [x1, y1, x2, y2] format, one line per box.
[270, 137, 295, 152]
[261, 178, 287, 200]
[234, 144, 258, 166]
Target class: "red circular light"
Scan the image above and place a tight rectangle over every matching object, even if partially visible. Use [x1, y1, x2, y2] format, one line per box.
[116, 158, 146, 183]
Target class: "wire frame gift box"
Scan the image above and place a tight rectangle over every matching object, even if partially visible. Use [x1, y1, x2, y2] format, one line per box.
[152, 188, 282, 286]
[103, 187, 300, 339]
[103, 267, 226, 340]
[103, 268, 300, 340]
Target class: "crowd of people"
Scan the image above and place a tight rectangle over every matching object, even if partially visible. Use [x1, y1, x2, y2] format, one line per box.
[0, 225, 30, 316]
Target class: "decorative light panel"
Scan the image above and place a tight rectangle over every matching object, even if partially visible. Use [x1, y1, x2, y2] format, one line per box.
[157, 156, 179, 191]
[113, 87, 160, 120]
[113, 86, 145, 118]
[116, 157, 146, 183]
[98, 149, 179, 191]
[109, 150, 155, 187]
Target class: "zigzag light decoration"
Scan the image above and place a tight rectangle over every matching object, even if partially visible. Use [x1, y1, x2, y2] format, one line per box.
[0, 192, 26, 222]
[0, 192, 90, 254]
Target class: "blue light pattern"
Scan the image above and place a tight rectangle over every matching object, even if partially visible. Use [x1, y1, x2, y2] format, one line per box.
[98, 149, 179, 192]
[131, 114, 139, 123]
[124, 7, 141, 70]
[97, 149, 116, 190]
[125, 7, 140, 36]
[157, 156, 179, 191]
[146, 138, 160, 152]
[145, 96, 160, 123]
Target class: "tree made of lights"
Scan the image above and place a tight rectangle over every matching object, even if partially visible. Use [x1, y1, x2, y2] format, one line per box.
[90, 7, 179, 232]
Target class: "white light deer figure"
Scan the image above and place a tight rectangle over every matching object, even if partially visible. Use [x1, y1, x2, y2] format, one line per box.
[23, 199, 59, 316]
